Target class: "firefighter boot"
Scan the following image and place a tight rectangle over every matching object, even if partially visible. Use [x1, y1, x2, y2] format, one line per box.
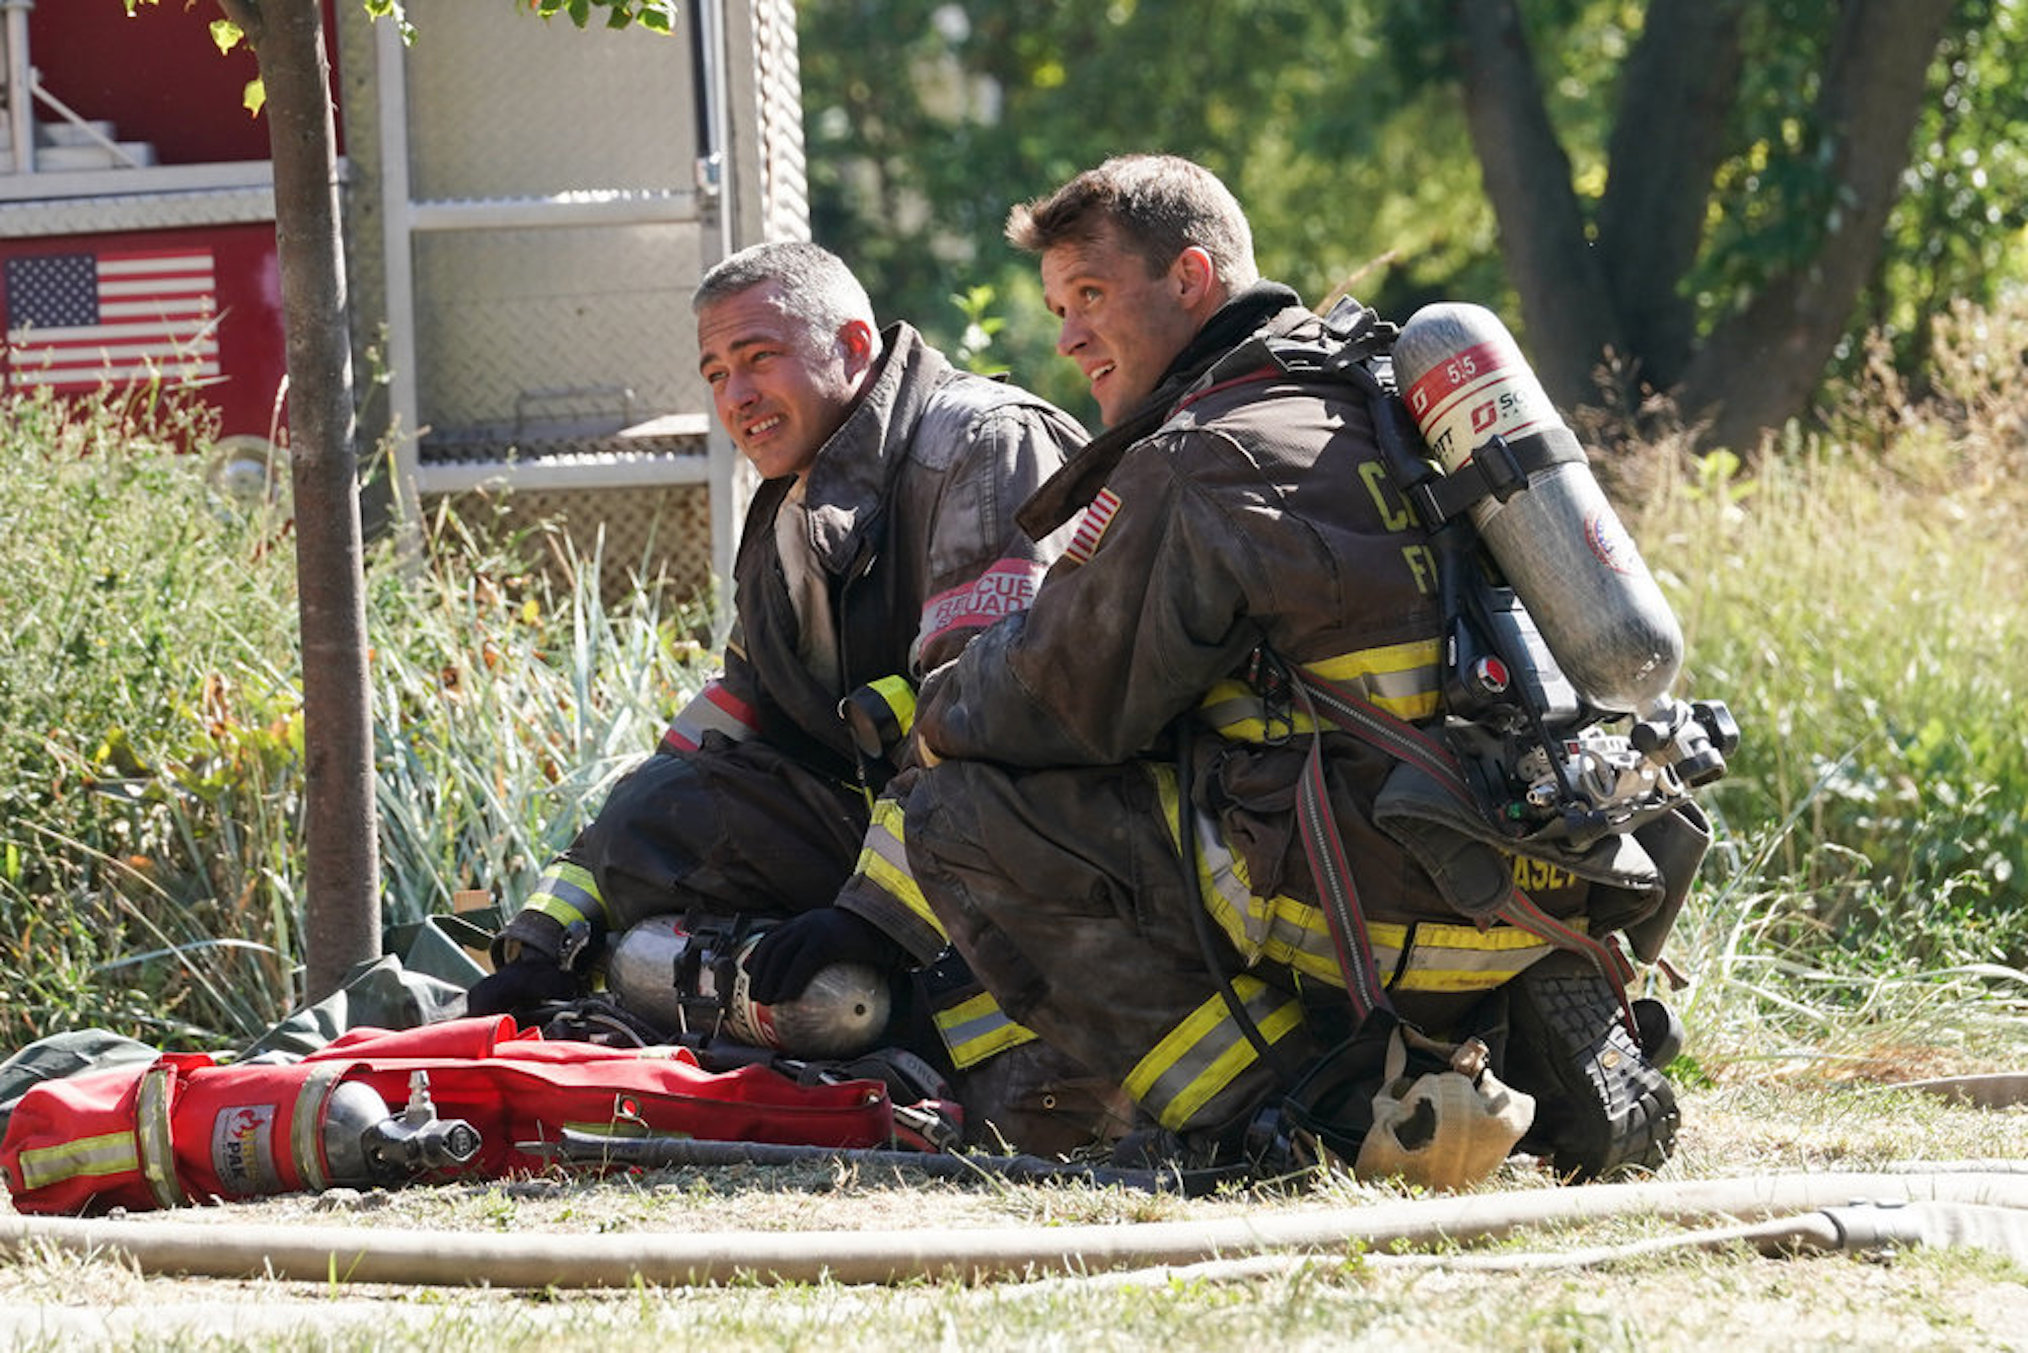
[1504, 952, 1679, 1182]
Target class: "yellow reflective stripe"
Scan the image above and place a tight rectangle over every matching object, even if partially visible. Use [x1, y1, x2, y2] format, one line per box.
[136, 1063, 186, 1209]
[865, 675, 917, 737]
[1196, 679, 1271, 735]
[1153, 707, 1585, 1004]
[1151, 761, 1352, 987]
[1206, 836, 1343, 986]
[1163, 995, 1303, 1130]
[528, 860, 606, 929]
[1417, 919, 1583, 951]
[20, 1130, 139, 1193]
[939, 1020, 1038, 1070]
[1199, 702, 1317, 741]
[1151, 760, 1184, 844]
[1152, 762, 1270, 970]
[1368, 921, 1408, 985]
[1307, 640, 1443, 707]
[1393, 963, 1547, 993]
[931, 990, 1038, 1069]
[855, 798, 946, 939]
[1124, 978, 1304, 1131]
[1197, 639, 1442, 737]
[1392, 917, 1586, 993]
[1124, 989, 1237, 1119]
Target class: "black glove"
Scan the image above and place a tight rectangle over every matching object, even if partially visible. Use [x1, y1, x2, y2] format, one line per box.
[465, 955, 584, 1021]
[743, 908, 905, 1005]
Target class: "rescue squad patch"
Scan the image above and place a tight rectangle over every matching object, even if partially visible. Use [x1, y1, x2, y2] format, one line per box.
[917, 557, 1046, 651]
[1062, 488, 1122, 566]
[212, 1103, 281, 1195]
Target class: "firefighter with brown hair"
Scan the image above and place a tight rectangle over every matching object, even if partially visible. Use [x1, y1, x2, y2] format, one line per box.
[468, 243, 1088, 1062]
[899, 155, 1704, 1181]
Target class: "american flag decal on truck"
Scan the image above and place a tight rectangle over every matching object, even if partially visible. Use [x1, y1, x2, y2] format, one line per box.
[5, 248, 220, 393]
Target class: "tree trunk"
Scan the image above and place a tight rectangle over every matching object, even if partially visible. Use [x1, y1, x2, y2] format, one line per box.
[1677, 0, 1953, 453]
[1448, 0, 1623, 411]
[231, 0, 382, 1000]
[1594, 0, 1745, 393]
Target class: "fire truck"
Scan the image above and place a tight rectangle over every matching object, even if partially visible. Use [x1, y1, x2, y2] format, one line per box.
[0, 0, 807, 603]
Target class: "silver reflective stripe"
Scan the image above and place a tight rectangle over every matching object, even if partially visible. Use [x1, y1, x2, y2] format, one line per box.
[932, 990, 1038, 1069]
[1123, 977, 1305, 1131]
[1196, 641, 1443, 738]
[20, 1130, 140, 1194]
[1394, 920, 1578, 993]
[292, 1064, 349, 1194]
[1151, 762, 1343, 986]
[662, 678, 761, 751]
[855, 798, 939, 931]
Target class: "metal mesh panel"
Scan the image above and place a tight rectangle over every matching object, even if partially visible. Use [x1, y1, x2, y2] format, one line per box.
[402, 2, 696, 202]
[753, 0, 810, 242]
[0, 185, 274, 238]
[359, 0, 810, 619]
[446, 482, 718, 609]
[412, 224, 705, 444]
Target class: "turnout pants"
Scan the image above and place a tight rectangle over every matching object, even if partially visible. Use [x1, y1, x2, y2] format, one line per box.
[905, 756, 1324, 1138]
[904, 749, 1609, 1139]
[531, 734, 869, 945]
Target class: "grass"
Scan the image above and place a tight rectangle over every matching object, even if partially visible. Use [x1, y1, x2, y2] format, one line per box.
[1, 1081, 2025, 1347]
[364, 502, 715, 931]
[1610, 295, 2028, 1082]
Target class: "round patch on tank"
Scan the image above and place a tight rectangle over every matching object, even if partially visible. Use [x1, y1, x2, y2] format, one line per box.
[1584, 511, 1639, 574]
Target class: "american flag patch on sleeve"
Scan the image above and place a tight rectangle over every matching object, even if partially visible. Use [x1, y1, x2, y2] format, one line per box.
[1062, 487, 1122, 566]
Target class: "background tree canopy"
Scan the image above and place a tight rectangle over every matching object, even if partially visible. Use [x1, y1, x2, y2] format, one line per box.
[799, 0, 2028, 448]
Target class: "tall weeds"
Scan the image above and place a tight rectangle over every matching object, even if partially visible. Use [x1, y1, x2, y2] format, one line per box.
[0, 392, 709, 1049]
[1631, 296, 2028, 1075]
[366, 504, 714, 928]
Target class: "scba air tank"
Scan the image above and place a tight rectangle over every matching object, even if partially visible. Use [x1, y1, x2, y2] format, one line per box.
[607, 915, 892, 1059]
[1391, 302, 1683, 715]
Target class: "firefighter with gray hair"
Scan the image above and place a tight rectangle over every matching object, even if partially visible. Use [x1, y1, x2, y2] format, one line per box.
[468, 240, 1112, 1151]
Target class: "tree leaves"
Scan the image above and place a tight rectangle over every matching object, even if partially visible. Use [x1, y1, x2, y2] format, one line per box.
[530, 0, 677, 32]
[800, 0, 2028, 447]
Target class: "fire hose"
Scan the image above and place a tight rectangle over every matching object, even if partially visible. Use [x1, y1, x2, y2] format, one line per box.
[523, 1127, 1182, 1191]
[4, 1169, 2028, 1288]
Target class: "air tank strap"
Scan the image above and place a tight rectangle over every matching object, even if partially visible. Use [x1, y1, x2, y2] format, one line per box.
[1255, 296, 1590, 531]
[1273, 653, 1641, 1042]
[1401, 431, 1586, 527]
